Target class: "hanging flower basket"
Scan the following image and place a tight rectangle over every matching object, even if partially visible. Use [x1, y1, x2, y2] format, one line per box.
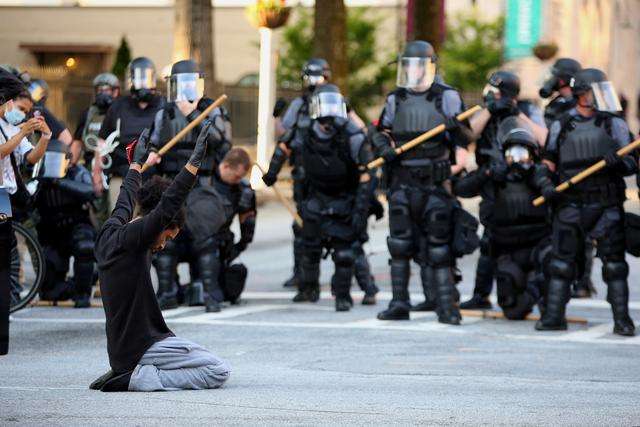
[246, 0, 291, 29]
[532, 42, 559, 61]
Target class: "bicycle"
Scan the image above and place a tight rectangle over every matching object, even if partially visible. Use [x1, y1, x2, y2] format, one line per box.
[9, 221, 45, 313]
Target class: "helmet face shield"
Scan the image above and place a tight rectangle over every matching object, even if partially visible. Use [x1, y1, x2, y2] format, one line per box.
[591, 81, 622, 112]
[35, 151, 70, 179]
[28, 82, 47, 103]
[309, 92, 347, 120]
[396, 57, 436, 90]
[168, 73, 204, 102]
[128, 66, 156, 90]
[303, 74, 326, 88]
[482, 84, 501, 99]
[505, 144, 533, 168]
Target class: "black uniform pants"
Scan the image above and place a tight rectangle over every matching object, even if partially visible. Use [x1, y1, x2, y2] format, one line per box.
[300, 193, 358, 299]
[543, 203, 629, 323]
[493, 238, 550, 320]
[386, 184, 457, 318]
[37, 221, 96, 300]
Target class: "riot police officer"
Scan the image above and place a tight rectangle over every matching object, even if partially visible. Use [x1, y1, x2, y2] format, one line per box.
[372, 40, 472, 323]
[73, 72, 121, 226]
[540, 58, 594, 299]
[147, 59, 232, 309]
[456, 119, 551, 319]
[268, 59, 378, 302]
[460, 71, 547, 310]
[537, 69, 636, 336]
[33, 140, 97, 308]
[266, 84, 372, 311]
[184, 147, 256, 313]
[94, 57, 165, 211]
[539, 58, 582, 127]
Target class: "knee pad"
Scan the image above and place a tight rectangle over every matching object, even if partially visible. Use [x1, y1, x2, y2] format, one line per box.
[387, 237, 413, 259]
[426, 244, 451, 267]
[388, 193, 412, 240]
[496, 257, 526, 309]
[302, 243, 322, 263]
[332, 248, 355, 268]
[548, 258, 574, 281]
[603, 260, 628, 282]
[72, 225, 96, 261]
[426, 208, 452, 245]
[597, 227, 626, 259]
[552, 222, 581, 260]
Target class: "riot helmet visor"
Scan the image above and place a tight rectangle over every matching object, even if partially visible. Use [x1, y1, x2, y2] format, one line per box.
[168, 73, 204, 102]
[129, 67, 156, 90]
[309, 92, 347, 120]
[504, 144, 532, 167]
[396, 57, 436, 90]
[591, 81, 622, 112]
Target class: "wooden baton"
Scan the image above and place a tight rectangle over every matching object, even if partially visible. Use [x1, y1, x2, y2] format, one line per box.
[254, 163, 303, 227]
[141, 94, 228, 172]
[533, 137, 640, 207]
[367, 104, 482, 170]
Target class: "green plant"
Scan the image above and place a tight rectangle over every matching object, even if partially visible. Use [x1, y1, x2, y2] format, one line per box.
[439, 12, 504, 92]
[111, 36, 132, 82]
[277, 7, 394, 119]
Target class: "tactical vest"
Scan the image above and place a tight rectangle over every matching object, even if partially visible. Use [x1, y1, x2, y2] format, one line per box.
[158, 103, 222, 176]
[288, 96, 311, 181]
[212, 177, 255, 231]
[391, 88, 448, 161]
[36, 179, 89, 227]
[491, 178, 549, 246]
[557, 114, 625, 205]
[302, 126, 359, 195]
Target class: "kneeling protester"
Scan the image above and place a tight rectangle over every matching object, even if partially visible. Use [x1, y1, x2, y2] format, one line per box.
[90, 124, 231, 392]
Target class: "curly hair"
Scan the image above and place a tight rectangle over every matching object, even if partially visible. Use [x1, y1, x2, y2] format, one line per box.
[137, 175, 185, 229]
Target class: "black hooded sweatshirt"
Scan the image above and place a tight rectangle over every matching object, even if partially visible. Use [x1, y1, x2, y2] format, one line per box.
[95, 167, 194, 373]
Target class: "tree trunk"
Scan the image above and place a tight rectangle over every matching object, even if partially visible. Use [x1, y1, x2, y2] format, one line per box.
[313, 0, 348, 94]
[174, 0, 216, 93]
[412, 0, 444, 51]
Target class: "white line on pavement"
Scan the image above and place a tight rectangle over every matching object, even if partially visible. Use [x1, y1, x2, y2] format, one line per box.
[169, 304, 291, 323]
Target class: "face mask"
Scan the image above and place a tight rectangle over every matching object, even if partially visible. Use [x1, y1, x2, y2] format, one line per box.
[4, 104, 26, 125]
[133, 89, 154, 103]
[95, 92, 113, 110]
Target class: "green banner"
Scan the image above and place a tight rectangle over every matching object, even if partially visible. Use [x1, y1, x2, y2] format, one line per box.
[505, 0, 542, 59]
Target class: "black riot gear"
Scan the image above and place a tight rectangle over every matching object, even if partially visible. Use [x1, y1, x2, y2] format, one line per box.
[571, 68, 607, 96]
[168, 59, 205, 103]
[93, 73, 120, 110]
[127, 57, 157, 102]
[539, 58, 581, 98]
[171, 59, 199, 75]
[402, 40, 436, 60]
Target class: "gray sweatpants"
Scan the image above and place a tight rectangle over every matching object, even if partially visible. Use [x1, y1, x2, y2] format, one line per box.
[128, 336, 231, 392]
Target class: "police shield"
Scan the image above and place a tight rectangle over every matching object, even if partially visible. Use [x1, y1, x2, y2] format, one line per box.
[33, 140, 70, 179]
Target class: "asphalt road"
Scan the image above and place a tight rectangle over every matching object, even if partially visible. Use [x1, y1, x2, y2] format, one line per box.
[2, 201, 640, 426]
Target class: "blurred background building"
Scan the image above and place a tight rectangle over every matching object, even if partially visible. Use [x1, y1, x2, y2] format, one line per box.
[0, 0, 638, 141]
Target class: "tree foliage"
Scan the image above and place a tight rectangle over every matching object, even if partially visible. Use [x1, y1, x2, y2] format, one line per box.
[439, 12, 504, 92]
[111, 36, 132, 82]
[278, 7, 394, 119]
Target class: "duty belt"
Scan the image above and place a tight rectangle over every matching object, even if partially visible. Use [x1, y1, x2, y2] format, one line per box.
[396, 158, 451, 185]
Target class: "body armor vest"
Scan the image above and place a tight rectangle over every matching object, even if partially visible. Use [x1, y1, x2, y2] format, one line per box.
[491, 178, 549, 246]
[557, 115, 625, 204]
[289, 96, 311, 181]
[159, 103, 220, 176]
[302, 127, 358, 195]
[36, 179, 90, 227]
[391, 90, 447, 162]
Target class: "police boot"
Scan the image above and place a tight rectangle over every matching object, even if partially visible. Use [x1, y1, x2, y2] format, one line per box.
[354, 250, 378, 305]
[186, 280, 205, 306]
[460, 294, 492, 310]
[155, 251, 179, 310]
[572, 239, 595, 298]
[198, 251, 223, 313]
[284, 236, 304, 288]
[377, 258, 410, 320]
[433, 266, 461, 325]
[332, 249, 355, 312]
[412, 264, 437, 312]
[604, 261, 635, 337]
[72, 244, 95, 309]
[535, 259, 571, 331]
[294, 252, 321, 303]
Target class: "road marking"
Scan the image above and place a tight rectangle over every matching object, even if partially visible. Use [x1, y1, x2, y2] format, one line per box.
[170, 304, 290, 323]
[0, 386, 86, 391]
[161, 306, 198, 318]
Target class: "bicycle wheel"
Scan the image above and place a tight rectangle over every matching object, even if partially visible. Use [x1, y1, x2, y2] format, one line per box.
[9, 222, 45, 313]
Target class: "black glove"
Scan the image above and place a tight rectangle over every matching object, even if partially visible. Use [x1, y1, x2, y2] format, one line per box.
[228, 242, 246, 263]
[188, 120, 211, 168]
[380, 145, 398, 163]
[488, 98, 519, 117]
[488, 160, 508, 182]
[197, 97, 213, 112]
[132, 128, 150, 165]
[445, 116, 461, 132]
[262, 172, 277, 187]
[541, 185, 558, 203]
[604, 150, 622, 169]
[273, 98, 287, 118]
